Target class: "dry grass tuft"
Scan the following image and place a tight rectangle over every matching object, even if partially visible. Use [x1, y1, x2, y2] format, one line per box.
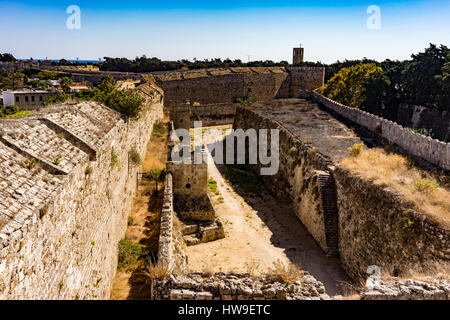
[144, 260, 172, 281]
[340, 148, 450, 226]
[265, 259, 305, 284]
[244, 260, 263, 278]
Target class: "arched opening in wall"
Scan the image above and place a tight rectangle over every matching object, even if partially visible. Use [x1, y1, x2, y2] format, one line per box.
[185, 183, 191, 189]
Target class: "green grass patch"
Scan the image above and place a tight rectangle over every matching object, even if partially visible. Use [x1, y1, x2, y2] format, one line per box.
[411, 179, 439, 192]
[207, 177, 220, 195]
[117, 239, 146, 271]
[1, 110, 33, 119]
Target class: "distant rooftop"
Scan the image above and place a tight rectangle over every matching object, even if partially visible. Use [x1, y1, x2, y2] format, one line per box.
[2, 90, 56, 94]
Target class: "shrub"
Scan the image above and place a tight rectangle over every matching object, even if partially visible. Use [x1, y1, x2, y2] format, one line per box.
[117, 239, 144, 271]
[128, 215, 136, 226]
[27, 158, 37, 170]
[105, 88, 144, 119]
[4, 104, 19, 115]
[319, 63, 384, 109]
[411, 179, 439, 192]
[2, 110, 33, 119]
[207, 178, 220, 195]
[43, 93, 70, 106]
[235, 97, 257, 104]
[144, 259, 172, 280]
[409, 127, 435, 138]
[129, 148, 142, 166]
[289, 147, 298, 156]
[348, 143, 364, 157]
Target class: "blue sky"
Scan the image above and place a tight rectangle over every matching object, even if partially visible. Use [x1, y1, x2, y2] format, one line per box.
[0, 1, 449, 63]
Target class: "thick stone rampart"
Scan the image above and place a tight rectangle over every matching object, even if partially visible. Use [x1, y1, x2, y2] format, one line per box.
[155, 67, 325, 110]
[310, 92, 450, 171]
[0, 84, 163, 299]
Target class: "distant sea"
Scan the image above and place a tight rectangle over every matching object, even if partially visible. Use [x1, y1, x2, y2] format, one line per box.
[18, 59, 103, 63]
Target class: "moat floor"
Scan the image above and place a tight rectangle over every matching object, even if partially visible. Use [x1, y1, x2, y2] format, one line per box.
[185, 149, 352, 296]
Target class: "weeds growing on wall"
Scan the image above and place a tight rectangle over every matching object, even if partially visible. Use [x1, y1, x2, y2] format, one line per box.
[129, 148, 142, 166]
[207, 178, 220, 195]
[110, 150, 120, 168]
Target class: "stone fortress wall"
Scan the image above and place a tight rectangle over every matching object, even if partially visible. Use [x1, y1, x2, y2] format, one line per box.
[0, 83, 163, 299]
[310, 92, 450, 171]
[154, 66, 325, 127]
[157, 173, 188, 273]
[232, 101, 450, 282]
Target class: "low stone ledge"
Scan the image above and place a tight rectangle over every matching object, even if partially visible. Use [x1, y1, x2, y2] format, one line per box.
[361, 279, 450, 300]
[151, 273, 329, 300]
[157, 173, 175, 270]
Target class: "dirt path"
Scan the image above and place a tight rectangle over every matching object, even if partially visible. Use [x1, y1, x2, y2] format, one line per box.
[186, 137, 351, 296]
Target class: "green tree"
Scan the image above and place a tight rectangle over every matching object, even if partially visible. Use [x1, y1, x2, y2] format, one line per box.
[145, 169, 166, 194]
[435, 53, 450, 111]
[36, 71, 63, 80]
[59, 77, 73, 92]
[2, 70, 25, 90]
[319, 63, 384, 109]
[0, 53, 16, 62]
[97, 75, 116, 93]
[402, 44, 449, 110]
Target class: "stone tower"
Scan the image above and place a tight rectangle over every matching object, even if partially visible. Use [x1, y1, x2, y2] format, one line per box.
[293, 46, 304, 64]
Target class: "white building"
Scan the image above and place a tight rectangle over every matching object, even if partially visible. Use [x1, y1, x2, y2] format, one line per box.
[2, 90, 57, 110]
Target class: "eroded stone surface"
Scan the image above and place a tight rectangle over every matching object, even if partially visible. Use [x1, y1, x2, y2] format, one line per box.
[152, 273, 329, 300]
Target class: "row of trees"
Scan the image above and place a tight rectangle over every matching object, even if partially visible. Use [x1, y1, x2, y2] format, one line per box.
[99, 55, 289, 73]
[0, 53, 16, 62]
[0, 68, 72, 91]
[318, 44, 450, 117]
